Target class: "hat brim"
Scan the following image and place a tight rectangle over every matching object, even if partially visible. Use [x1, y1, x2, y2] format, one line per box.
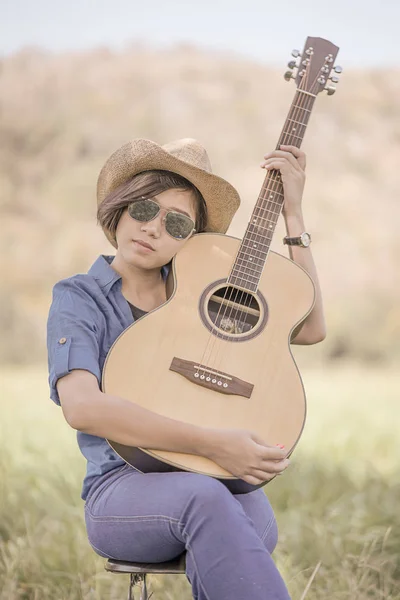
[97, 139, 240, 244]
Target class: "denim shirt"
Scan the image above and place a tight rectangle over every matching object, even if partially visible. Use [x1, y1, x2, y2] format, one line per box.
[47, 255, 169, 500]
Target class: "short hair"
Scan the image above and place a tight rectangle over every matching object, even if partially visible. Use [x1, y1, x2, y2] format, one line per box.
[97, 170, 208, 242]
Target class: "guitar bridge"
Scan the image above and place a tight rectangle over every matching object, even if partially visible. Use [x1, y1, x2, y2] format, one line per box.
[169, 357, 253, 398]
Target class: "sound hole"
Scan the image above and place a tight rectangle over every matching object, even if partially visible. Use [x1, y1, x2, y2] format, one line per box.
[207, 286, 261, 336]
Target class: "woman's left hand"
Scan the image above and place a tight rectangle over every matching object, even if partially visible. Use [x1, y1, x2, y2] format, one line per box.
[260, 145, 306, 217]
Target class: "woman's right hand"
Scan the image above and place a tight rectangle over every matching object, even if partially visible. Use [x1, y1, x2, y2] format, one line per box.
[205, 428, 290, 486]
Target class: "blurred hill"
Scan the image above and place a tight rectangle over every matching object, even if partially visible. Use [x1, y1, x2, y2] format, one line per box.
[1, 44, 399, 365]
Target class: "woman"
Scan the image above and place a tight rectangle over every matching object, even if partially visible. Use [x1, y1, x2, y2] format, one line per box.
[47, 137, 326, 600]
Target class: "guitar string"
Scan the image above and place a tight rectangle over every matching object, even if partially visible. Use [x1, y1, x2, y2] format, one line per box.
[194, 67, 315, 380]
[215, 61, 321, 343]
[194, 57, 321, 382]
[207, 69, 316, 378]
[209, 61, 325, 377]
[193, 88, 311, 382]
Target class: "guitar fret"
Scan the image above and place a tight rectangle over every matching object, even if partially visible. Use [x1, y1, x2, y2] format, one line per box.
[231, 267, 259, 282]
[239, 244, 267, 257]
[247, 223, 274, 237]
[292, 104, 311, 113]
[259, 187, 284, 197]
[237, 253, 265, 269]
[250, 215, 277, 228]
[287, 117, 307, 127]
[253, 208, 280, 222]
[250, 217, 276, 230]
[260, 191, 284, 199]
[233, 260, 263, 275]
[253, 204, 281, 220]
[237, 252, 267, 268]
[228, 276, 257, 292]
[258, 196, 283, 208]
[241, 241, 269, 254]
[244, 235, 272, 249]
[230, 270, 258, 284]
[282, 131, 303, 141]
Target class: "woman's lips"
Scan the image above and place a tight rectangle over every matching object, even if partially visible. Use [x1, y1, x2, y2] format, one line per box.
[132, 239, 155, 252]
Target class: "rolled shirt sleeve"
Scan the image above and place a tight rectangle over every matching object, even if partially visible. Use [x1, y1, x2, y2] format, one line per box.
[47, 278, 102, 405]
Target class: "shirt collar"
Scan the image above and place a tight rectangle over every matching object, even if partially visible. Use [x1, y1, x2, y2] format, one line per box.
[88, 255, 171, 297]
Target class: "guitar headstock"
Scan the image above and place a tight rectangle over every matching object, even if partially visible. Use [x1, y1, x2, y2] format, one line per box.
[284, 37, 341, 96]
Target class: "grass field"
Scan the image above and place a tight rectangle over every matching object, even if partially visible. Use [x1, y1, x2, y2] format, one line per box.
[1, 364, 399, 599]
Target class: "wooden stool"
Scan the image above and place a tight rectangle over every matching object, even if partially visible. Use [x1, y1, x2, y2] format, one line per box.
[105, 552, 186, 600]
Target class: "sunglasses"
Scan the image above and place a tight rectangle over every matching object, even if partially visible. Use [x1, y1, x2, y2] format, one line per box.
[127, 197, 196, 240]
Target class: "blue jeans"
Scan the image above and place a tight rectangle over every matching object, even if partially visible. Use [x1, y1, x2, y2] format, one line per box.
[84, 464, 291, 600]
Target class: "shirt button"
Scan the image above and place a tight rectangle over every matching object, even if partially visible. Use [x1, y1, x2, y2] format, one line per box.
[58, 337, 67, 345]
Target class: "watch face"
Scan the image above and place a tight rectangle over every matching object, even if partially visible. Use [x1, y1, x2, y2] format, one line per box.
[300, 232, 311, 247]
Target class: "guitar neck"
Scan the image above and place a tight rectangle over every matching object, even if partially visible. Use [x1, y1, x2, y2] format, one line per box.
[228, 90, 316, 293]
[227, 36, 340, 293]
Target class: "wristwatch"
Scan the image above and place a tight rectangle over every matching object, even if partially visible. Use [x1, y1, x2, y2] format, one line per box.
[283, 232, 312, 248]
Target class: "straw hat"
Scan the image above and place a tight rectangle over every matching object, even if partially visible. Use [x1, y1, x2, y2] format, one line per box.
[97, 138, 241, 240]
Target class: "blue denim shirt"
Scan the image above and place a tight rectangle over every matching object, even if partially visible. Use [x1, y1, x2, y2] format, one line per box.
[47, 254, 169, 500]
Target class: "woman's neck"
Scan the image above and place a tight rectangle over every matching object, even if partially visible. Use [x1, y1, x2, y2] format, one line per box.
[110, 254, 166, 310]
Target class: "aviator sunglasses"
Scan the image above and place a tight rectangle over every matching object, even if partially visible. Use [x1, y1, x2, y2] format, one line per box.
[127, 197, 196, 240]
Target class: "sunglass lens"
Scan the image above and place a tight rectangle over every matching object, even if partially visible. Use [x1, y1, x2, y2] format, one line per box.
[128, 199, 159, 222]
[165, 213, 194, 239]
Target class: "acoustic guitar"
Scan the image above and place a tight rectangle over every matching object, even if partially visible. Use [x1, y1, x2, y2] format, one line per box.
[102, 37, 341, 493]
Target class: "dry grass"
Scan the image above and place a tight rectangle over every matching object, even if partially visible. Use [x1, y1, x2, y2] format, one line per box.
[1, 364, 399, 599]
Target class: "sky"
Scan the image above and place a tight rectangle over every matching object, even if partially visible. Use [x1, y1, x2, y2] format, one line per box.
[1, 0, 399, 67]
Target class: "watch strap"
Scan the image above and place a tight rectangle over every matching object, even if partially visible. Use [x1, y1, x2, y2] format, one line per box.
[283, 232, 311, 247]
[284, 236, 302, 246]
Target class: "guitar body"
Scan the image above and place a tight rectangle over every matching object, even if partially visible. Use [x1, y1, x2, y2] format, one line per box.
[103, 232, 315, 493]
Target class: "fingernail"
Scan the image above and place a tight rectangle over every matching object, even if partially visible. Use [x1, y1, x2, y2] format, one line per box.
[275, 444, 285, 449]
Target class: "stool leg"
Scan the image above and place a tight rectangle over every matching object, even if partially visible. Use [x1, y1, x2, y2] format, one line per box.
[128, 573, 147, 600]
[140, 575, 152, 600]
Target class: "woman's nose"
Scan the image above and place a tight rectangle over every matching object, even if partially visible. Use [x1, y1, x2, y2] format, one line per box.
[140, 213, 164, 237]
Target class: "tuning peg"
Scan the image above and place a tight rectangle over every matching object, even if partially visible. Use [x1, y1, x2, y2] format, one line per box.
[291, 49, 300, 58]
[329, 75, 339, 83]
[325, 85, 336, 95]
[334, 65, 343, 73]
[284, 70, 295, 81]
[287, 60, 297, 69]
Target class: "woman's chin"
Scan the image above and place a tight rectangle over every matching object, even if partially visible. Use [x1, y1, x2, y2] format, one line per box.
[122, 247, 164, 270]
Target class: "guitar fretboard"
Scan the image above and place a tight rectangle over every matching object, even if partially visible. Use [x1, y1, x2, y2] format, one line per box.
[228, 90, 316, 292]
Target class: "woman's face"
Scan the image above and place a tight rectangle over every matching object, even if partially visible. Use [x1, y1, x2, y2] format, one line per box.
[114, 188, 198, 269]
